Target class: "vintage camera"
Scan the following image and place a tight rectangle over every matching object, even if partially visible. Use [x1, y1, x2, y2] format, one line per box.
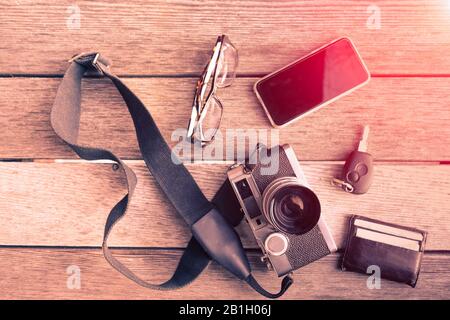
[227, 144, 337, 276]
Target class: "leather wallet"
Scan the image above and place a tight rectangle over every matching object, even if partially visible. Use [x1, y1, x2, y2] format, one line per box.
[341, 215, 427, 287]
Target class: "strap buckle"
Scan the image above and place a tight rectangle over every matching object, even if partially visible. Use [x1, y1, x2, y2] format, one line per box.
[68, 52, 111, 74]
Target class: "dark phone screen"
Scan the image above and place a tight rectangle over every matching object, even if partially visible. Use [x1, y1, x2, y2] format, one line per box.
[255, 38, 369, 126]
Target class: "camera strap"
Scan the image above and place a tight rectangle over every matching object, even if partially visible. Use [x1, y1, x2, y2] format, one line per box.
[50, 53, 293, 298]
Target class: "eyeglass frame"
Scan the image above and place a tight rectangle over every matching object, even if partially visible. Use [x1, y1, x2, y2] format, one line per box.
[187, 34, 236, 146]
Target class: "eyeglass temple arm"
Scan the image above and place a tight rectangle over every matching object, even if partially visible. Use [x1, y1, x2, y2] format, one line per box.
[187, 36, 224, 139]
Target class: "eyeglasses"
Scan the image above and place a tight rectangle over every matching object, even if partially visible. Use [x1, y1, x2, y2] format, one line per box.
[187, 35, 238, 146]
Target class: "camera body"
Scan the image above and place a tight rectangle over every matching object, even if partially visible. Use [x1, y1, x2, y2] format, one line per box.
[227, 144, 337, 276]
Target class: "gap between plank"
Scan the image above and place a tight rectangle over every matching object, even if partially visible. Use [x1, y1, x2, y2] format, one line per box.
[0, 159, 445, 165]
[3, 73, 450, 79]
[0, 245, 447, 255]
[31, 159, 444, 165]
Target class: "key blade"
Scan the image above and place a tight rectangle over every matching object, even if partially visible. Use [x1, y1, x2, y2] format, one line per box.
[362, 125, 370, 141]
[358, 125, 370, 152]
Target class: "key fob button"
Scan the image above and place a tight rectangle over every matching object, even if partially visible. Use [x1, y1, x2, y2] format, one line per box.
[347, 171, 360, 183]
[355, 163, 368, 176]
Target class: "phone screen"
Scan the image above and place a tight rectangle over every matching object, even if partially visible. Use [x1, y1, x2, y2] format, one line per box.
[255, 38, 370, 126]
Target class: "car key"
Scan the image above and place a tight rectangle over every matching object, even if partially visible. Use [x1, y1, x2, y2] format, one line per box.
[332, 125, 374, 194]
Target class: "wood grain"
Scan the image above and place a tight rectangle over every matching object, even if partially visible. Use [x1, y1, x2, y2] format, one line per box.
[0, 248, 447, 299]
[1, 77, 450, 161]
[0, 162, 448, 250]
[2, 1, 450, 75]
[1, 0, 449, 300]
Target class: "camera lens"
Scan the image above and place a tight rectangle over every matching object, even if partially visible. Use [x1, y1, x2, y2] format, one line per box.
[262, 178, 321, 235]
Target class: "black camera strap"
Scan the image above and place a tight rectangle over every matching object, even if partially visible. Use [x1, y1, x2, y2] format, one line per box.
[50, 53, 293, 298]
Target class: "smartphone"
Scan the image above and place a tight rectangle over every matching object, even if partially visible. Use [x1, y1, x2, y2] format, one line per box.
[254, 37, 370, 128]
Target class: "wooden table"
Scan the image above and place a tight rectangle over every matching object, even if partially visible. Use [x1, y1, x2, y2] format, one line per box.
[0, 0, 449, 299]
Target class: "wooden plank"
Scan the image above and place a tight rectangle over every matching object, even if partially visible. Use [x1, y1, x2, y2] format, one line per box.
[0, 162, 448, 250]
[1, 77, 450, 161]
[0, 248, 447, 299]
[1, 1, 450, 75]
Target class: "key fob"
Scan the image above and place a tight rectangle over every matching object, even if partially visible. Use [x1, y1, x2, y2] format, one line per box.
[341, 150, 373, 194]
